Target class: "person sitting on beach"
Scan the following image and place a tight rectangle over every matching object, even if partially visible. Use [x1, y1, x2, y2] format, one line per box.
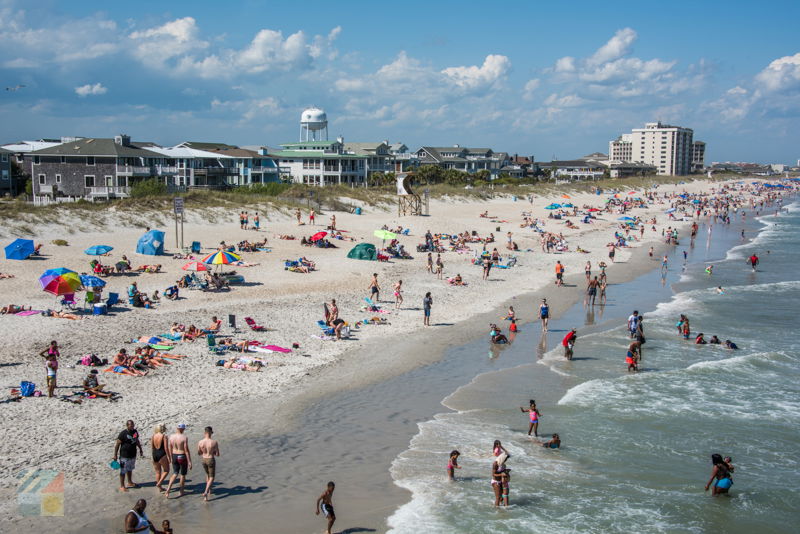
[0, 272, 16, 279]
[541, 433, 561, 449]
[203, 316, 222, 335]
[32, 243, 43, 255]
[181, 325, 201, 342]
[218, 338, 251, 352]
[450, 274, 465, 286]
[1, 304, 30, 314]
[116, 255, 131, 273]
[112, 349, 146, 376]
[151, 290, 161, 303]
[164, 286, 179, 300]
[489, 324, 508, 344]
[169, 323, 185, 336]
[83, 369, 113, 398]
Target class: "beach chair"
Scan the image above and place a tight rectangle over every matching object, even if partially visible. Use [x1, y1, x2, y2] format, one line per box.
[106, 292, 119, 308]
[316, 320, 335, 336]
[244, 317, 265, 331]
[364, 297, 380, 311]
[60, 294, 77, 310]
[191, 241, 201, 254]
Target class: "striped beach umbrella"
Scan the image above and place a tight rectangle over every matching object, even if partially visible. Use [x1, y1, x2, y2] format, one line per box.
[182, 261, 208, 272]
[201, 250, 241, 265]
[39, 268, 82, 296]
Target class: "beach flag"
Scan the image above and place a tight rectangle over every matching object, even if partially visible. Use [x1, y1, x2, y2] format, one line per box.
[16, 469, 64, 516]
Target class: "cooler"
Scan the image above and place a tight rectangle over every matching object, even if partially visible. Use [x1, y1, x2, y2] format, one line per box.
[93, 304, 107, 316]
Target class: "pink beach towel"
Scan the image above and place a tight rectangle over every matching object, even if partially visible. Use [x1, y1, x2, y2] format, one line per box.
[15, 310, 43, 317]
[262, 345, 292, 353]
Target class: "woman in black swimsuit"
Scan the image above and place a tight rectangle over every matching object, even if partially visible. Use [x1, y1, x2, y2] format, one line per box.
[151, 424, 170, 491]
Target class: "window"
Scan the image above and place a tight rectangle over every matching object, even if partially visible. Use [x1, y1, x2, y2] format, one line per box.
[86, 156, 95, 166]
[84, 175, 95, 187]
[60, 156, 66, 164]
[33, 156, 40, 165]
[55, 174, 62, 184]
[1, 154, 7, 162]
[38, 174, 46, 184]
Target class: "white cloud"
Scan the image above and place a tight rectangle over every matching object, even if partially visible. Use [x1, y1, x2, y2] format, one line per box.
[522, 78, 540, 100]
[75, 83, 107, 97]
[755, 52, 800, 92]
[441, 54, 511, 91]
[587, 28, 637, 67]
[129, 17, 208, 67]
[554, 56, 575, 73]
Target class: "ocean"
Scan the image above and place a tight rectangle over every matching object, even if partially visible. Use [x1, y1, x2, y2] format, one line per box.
[387, 199, 799, 533]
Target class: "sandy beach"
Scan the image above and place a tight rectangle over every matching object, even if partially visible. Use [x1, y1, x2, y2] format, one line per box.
[0, 179, 738, 531]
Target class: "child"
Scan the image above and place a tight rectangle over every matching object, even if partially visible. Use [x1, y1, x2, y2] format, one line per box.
[316, 481, 336, 534]
[161, 520, 173, 534]
[447, 450, 461, 480]
[509, 318, 518, 333]
[520, 399, 541, 437]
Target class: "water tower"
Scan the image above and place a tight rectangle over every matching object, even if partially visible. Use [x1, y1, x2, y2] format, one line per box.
[300, 107, 328, 142]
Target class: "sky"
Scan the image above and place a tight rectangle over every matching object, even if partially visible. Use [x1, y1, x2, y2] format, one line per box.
[1, 0, 799, 164]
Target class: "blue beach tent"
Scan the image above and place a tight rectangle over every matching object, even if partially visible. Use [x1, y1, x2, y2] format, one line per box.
[136, 230, 165, 256]
[4, 238, 35, 260]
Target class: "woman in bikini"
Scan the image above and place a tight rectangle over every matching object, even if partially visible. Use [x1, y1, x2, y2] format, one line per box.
[446, 450, 461, 480]
[394, 280, 403, 309]
[151, 424, 170, 491]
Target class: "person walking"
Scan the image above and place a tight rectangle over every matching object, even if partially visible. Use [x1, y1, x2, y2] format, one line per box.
[423, 292, 433, 326]
[368, 273, 381, 302]
[538, 298, 550, 331]
[164, 423, 192, 499]
[197, 426, 220, 501]
[150, 424, 170, 492]
[393, 280, 403, 309]
[316, 481, 336, 534]
[555, 261, 565, 287]
[309, 208, 315, 226]
[114, 420, 144, 492]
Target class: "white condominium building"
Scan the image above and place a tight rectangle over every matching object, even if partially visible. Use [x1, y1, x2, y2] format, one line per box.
[608, 134, 633, 162]
[630, 121, 694, 176]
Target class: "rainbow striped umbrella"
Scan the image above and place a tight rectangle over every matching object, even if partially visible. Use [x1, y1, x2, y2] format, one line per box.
[202, 250, 241, 265]
[39, 268, 82, 296]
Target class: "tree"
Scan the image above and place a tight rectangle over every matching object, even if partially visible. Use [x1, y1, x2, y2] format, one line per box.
[415, 165, 444, 185]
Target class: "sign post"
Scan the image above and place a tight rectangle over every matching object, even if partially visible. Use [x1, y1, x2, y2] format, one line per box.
[173, 197, 184, 250]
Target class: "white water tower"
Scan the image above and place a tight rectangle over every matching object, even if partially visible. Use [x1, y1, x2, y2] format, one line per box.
[300, 107, 328, 142]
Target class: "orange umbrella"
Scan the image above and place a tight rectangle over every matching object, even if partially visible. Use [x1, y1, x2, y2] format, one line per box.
[561, 194, 571, 199]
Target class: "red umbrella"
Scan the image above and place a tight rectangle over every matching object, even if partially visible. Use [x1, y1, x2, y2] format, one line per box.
[628, 191, 636, 195]
[182, 261, 208, 272]
[310, 231, 328, 242]
[587, 208, 601, 212]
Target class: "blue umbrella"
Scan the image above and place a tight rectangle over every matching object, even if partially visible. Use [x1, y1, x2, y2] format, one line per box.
[562, 203, 574, 208]
[4, 238, 35, 260]
[85, 245, 113, 256]
[545, 203, 562, 210]
[665, 208, 676, 213]
[79, 274, 106, 288]
[618, 216, 635, 221]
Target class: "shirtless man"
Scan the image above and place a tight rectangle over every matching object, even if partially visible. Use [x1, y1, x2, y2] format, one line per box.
[164, 423, 192, 498]
[315, 481, 336, 534]
[586, 276, 599, 306]
[367, 273, 381, 302]
[197, 426, 220, 501]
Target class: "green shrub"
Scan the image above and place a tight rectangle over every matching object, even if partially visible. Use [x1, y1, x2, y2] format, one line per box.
[130, 179, 168, 197]
[51, 239, 69, 246]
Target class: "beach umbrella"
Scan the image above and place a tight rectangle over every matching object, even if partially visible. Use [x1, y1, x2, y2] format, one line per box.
[544, 203, 561, 210]
[587, 208, 601, 212]
[310, 231, 328, 242]
[618, 216, 636, 221]
[373, 229, 398, 241]
[628, 191, 636, 195]
[665, 208, 676, 213]
[4, 238, 34, 260]
[182, 261, 208, 272]
[39, 268, 82, 296]
[84, 245, 113, 257]
[563, 203, 574, 208]
[79, 274, 106, 288]
[202, 250, 241, 265]
[561, 194, 571, 199]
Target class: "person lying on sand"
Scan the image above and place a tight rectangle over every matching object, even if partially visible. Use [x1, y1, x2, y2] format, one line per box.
[232, 260, 260, 267]
[218, 338, 251, 351]
[44, 309, 82, 320]
[279, 235, 296, 240]
[135, 264, 162, 273]
[0, 272, 15, 279]
[218, 356, 262, 371]
[1, 305, 30, 314]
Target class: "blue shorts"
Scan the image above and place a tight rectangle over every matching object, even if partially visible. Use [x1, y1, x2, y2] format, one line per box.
[424, 309, 431, 317]
[716, 478, 732, 490]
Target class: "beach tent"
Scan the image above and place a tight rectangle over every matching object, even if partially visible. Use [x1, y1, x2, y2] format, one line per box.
[136, 229, 165, 256]
[4, 238, 34, 260]
[346, 243, 377, 261]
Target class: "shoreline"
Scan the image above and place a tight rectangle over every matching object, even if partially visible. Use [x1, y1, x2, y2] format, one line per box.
[0, 180, 758, 532]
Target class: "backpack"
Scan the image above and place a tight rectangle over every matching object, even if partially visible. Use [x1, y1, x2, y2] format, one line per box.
[20, 381, 35, 397]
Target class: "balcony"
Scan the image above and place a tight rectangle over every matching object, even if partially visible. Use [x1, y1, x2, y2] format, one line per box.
[87, 186, 130, 198]
[117, 166, 153, 176]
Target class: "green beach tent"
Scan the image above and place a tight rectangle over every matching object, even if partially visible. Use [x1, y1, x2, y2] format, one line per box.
[347, 243, 377, 261]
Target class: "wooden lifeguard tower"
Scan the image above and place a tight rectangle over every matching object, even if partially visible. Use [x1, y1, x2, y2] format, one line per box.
[397, 172, 422, 216]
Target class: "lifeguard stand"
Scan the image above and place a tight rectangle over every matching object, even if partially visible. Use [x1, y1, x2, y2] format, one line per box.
[397, 173, 421, 216]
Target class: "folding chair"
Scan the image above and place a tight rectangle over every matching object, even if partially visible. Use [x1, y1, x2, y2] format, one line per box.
[244, 317, 265, 331]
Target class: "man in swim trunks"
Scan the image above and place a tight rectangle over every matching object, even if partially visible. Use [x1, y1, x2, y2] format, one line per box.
[165, 423, 192, 499]
[197, 426, 220, 501]
[367, 273, 381, 301]
[554, 261, 564, 286]
[562, 328, 577, 360]
[626, 340, 641, 372]
[627, 310, 640, 339]
[114, 419, 144, 492]
[586, 276, 599, 306]
[748, 254, 759, 271]
[316, 481, 336, 534]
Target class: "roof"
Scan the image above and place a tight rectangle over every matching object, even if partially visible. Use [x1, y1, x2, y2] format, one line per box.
[177, 141, 239, 151]
[2, 140, 63, 153]
[268, 150, 367, 159]
[582, 152, 608, 160]
[540, 160, 606, 169]
[344, 142, 388, 155]
[146, 146, 234, 159]
[465, 148, 492, 155]
[511, 156, 532, 164]
[389, 143, 408, 152]
[281, 141, 339, 148]
[0, 146, 11, 154]
[29, 138, 163, 158]
[205, 147, 266, 158]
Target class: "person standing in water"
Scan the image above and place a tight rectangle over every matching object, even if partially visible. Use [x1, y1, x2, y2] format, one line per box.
[491, 452, 510, 507]
[316, 481, 336, 534]
[447, 450, 461, 480]
[562, 328, 577, 360]
[587, 276, 599, 306]
[748, 253, 759, 271]
[705, 453, 733, 496]
[197, 426, 219, 502]
[626, 340, 641, 372]
[520, 399, 541, 437]
[539, 298, 550, 331]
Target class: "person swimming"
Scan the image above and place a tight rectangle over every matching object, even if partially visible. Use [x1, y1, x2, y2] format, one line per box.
[541, 433, 560, 449]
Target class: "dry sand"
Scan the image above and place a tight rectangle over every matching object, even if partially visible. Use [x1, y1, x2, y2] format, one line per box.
[0, 180, 727, 531]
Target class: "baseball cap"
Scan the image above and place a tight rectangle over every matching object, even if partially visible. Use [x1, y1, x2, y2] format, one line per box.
[177, 423, 186, 429]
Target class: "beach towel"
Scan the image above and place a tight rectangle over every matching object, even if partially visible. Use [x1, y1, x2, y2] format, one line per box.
[262, 345, 291, 353]
[15, 310, 43, 317]
[149, 344, 174, 350]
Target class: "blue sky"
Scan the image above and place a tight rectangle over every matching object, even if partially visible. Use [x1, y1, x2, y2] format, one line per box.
[1, 0, 799, 163]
